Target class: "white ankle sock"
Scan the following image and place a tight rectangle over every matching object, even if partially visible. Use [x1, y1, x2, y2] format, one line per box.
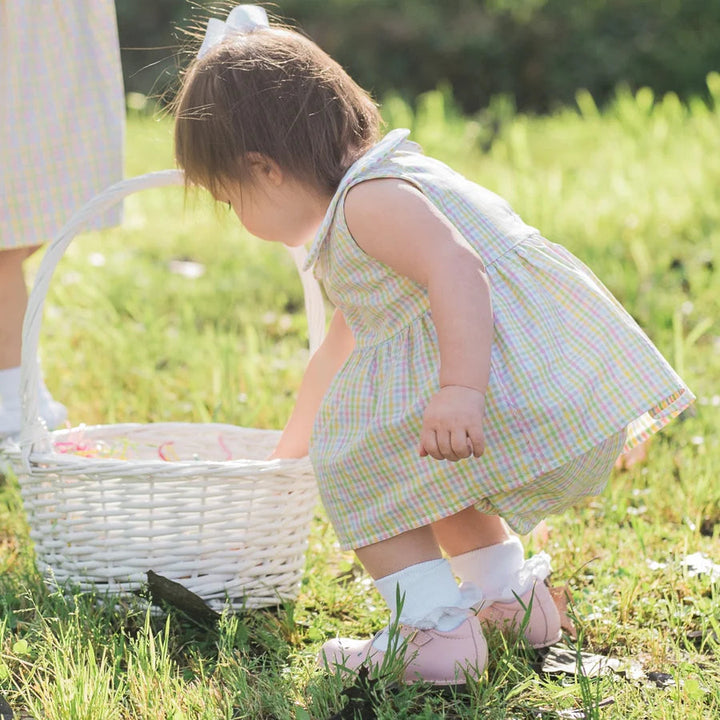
[450, 537, 551, 604]
[0, 367, 22, 407]
[0, 364, 67, 435]
[372, 558, 467, 651]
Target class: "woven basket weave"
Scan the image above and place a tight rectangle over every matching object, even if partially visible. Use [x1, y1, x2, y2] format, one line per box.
[4, 170, 325, 610]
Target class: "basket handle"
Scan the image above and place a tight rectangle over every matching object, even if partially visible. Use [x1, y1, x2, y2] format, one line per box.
[20, 170, 326, 463]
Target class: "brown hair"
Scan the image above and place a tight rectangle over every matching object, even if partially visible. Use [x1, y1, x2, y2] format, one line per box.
[174, 25, 382, 198]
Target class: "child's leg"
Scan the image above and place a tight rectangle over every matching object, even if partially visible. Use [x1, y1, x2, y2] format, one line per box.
[319, 525, 488, 684]
[432, 507, 561, 648]
[433, 508, 525, 601]
[355, 526, 464, 638]
[432, 507, 544, 600]
[432, 507, 528, 605]
[354, 524, 442, 578]
[431, 507, 510, 556]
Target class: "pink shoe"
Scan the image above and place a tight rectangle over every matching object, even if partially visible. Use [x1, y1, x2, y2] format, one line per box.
[318, 613, 488, 685]
[475, 581, 562, 649]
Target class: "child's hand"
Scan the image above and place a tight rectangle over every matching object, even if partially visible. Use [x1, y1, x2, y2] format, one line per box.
[267, 444, 307, 460]
[419, 386, 486, 461]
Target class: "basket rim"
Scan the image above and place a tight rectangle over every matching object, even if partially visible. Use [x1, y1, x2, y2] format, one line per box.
[5, 421, 313, 474]
[19, 170, 326, 466]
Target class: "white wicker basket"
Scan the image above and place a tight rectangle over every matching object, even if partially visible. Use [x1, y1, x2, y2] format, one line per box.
[4, 170, 325, 610]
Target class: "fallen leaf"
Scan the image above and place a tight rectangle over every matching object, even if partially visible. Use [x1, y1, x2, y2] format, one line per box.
[144, 570, 221, 625]
[528, 696, 616, 719]
[686, 628, 720, 645]
[681, 552, 720, 581]
[554, 698, 615, 718]
[541, 644, 615, 677]
[614, 658, 646, 681]
[699, 516, 718, 537]
[646, 671, 675, 689]
[540, 644, 684, 695]
[325, 666, 399, 720]
[0, 696, 12, 720]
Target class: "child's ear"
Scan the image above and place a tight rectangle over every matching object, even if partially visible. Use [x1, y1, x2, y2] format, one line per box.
[246, 152, 283, 186]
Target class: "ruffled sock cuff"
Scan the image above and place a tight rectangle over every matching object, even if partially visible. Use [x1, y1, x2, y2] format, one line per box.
[450, 537, 552, 603]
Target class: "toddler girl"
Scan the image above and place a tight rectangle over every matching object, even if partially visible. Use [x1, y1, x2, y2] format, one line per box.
[174, 5, 694, 685]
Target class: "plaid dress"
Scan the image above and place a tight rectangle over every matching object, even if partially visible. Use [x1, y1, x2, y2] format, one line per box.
[305, 129, 694, 549]
[0, 0, 124, 249]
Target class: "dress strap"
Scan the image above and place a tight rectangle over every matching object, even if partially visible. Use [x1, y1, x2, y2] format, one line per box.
[303, 129, 413, 270]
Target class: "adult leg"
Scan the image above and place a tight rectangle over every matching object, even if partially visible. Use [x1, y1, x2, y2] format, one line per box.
[0, 247, 37, 370]
[0, 246, 67, 436]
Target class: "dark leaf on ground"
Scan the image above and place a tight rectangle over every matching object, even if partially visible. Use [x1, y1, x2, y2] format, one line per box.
[646, 671, 676, 689]
[145, 570, 221, 625]
[0, 696, 13, 720]
[324, 667, 385, 720]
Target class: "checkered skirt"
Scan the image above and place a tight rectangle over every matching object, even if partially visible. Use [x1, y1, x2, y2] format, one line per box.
[306, 130, 694, 549]
[0, 0, 124, 249]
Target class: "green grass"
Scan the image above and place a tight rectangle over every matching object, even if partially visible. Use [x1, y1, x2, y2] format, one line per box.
[1, 77, 719, 718]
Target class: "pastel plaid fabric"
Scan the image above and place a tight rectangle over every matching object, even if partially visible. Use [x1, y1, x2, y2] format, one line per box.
[305, 130, 694, 550]
[0, 0, 124, 249]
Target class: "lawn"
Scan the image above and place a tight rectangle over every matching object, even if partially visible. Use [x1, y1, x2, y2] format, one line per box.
[1, 78, 719, 718]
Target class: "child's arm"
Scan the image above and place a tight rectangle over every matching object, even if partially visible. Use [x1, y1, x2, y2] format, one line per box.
[270, 308, 355, 458]
[344, 178, 492, 462]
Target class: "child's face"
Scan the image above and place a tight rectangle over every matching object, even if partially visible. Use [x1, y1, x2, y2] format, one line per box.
[217, 163, 330, 247]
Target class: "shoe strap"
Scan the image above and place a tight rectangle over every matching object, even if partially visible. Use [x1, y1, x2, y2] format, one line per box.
[400, 626, 434, 646]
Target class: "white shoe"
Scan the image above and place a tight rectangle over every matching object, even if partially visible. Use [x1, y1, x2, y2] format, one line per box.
[0, 401, 23, 438]
[38, 381, 68, 430]
[0, 391, 67, 438]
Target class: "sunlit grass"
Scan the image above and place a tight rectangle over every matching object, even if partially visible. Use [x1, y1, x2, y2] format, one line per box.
[1, 79, 719, 717]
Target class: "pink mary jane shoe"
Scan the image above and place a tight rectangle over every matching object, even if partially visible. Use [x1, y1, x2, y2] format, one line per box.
[475, 580, 562, 649]
[318, 613, 488, 685]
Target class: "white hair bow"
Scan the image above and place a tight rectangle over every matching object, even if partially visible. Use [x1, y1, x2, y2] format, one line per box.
[197, 4, 269, 58]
